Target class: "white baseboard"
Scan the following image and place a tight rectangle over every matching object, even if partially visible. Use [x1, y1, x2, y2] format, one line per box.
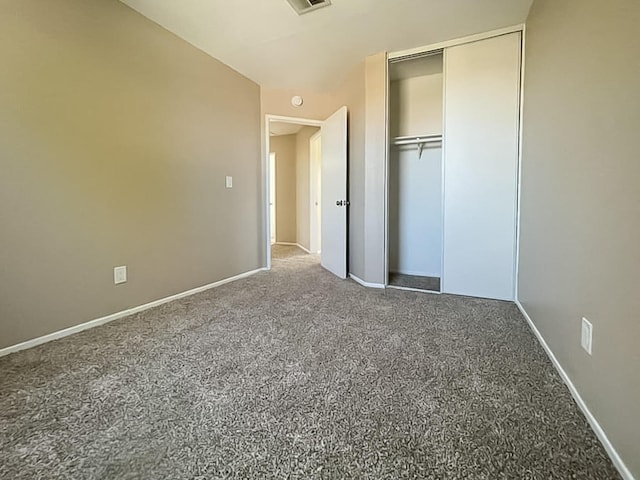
[349, 273, 385, 289]
[0, 267, 267, 358]
[274, 242, 312, 254]
[296, 244, 311, 254]
[515, 300, 634, 480]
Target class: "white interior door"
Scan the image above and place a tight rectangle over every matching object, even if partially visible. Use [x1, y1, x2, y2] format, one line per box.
[309, 131, 322, 254]
[442, 32, 521, 300]
[321, 106, 348, 279]
[269, 153, 276, 244]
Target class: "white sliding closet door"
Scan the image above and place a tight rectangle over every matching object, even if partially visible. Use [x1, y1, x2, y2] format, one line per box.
[442, 32, 521, 301]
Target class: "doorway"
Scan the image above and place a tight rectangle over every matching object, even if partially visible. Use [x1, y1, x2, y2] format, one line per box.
[267, 119, 321, 264]
[265, 109, 348, 278]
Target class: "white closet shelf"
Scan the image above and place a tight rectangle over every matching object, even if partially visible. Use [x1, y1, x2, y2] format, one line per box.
[391, 134, 442, 159]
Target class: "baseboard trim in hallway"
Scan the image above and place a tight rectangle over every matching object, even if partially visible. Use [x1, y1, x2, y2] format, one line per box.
[0, 267, 267, 358]
[515, 300, 634, 480]
[274, 242, 312, 254]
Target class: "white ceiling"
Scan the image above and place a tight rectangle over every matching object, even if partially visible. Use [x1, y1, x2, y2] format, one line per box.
[120, 0, 533, 92]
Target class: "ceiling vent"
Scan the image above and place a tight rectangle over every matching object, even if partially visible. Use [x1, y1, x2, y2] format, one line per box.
[286, 0, 331, 15]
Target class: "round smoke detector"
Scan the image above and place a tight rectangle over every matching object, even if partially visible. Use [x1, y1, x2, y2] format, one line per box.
[291, 95, 304, 107]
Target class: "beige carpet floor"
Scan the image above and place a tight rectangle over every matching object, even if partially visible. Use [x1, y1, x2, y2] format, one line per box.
[0, 245, 620, 479]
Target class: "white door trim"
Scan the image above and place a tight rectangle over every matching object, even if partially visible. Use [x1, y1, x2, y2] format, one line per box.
[514, 24, 527, 301]
[309, 130, 322, 254]
[384, 53, 390, 287]
[265, 115, 323, 270]
[269, 152, 277, 245]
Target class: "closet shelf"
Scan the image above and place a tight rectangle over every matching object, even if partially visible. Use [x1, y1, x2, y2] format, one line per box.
[391, 134, 442, 159]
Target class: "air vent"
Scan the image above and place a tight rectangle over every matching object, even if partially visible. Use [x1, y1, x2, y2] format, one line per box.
[286, 0, 331, 15]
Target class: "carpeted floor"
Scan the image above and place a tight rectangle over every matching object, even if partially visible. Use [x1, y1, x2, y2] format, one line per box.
[0, 245, 620, 479]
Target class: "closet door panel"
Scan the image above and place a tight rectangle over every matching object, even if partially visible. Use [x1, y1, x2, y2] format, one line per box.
[442, 32, 521, 300]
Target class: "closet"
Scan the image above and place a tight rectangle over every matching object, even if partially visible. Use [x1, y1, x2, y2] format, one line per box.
[388, 52, 444, 292]
[387, 32, 522, 301]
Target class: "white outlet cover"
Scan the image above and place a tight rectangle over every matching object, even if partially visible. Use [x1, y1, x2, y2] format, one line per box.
[225, 176, 233, 188]
[114, 266, 127, 285]
[581, 317, 592, 355]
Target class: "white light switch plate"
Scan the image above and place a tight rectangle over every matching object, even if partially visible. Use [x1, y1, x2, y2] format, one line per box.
[114, 266, 127, 285]
[225, 176, 233, 188]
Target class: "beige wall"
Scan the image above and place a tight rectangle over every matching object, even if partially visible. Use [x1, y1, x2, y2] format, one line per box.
[0, 0, 262, 349]
[363, 52, 388, 285]
[519, 0, 640, 476]
[269, 135, 297, 243]
[261, 88, 337, 121]
[295, 126, 320, 251]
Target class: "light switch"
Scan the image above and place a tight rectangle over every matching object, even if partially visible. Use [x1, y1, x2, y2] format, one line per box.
[225, 176, 233, 188]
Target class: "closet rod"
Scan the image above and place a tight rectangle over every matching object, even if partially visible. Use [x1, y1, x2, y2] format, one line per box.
[392, 135, 442, 146]
[392, 135, 442, 159]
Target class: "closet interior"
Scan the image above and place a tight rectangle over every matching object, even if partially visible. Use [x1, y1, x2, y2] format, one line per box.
[388, 51, 443, 292]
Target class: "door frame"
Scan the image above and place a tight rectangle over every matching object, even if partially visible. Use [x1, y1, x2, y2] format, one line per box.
[264, 115, 323, 270]
[309, 130, 322, 254]
[269, 152, 277, 245]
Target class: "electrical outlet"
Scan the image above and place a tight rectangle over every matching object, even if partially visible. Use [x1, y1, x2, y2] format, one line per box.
[225, 176, 233, 188]
[581, 317, 592, 355]
[114, 266, 127, 285]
